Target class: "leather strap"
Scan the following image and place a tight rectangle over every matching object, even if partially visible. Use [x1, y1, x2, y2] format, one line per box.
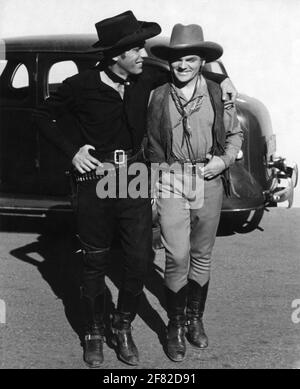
[91, 148, 135, 161]
[172, 157, 208, 165]
[72, 148, 144, 183]
[84, 334, 104, 341]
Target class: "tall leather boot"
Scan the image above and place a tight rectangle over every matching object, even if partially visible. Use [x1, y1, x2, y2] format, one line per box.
[111, 290, 140, 366]
[186, 279, 209, 349]
[82, 293, 105, 368]
[165, 285, 188, 362]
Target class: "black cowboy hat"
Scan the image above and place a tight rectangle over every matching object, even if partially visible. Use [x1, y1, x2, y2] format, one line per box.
[150, 23, 223, 63]
[90, 10, 161, 54]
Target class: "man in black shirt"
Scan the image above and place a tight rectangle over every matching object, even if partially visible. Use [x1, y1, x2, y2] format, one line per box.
[35, 10, 237, 368]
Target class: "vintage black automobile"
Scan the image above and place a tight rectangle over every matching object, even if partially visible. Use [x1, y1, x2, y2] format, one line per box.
[0, 35, 298, 229]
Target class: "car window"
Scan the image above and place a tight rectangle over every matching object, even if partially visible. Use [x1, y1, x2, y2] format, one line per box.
[0, 60, 7, 77]
[48, 60, 78, 95]
[11, 63, 29, 88]
[0, 61, 30, 101]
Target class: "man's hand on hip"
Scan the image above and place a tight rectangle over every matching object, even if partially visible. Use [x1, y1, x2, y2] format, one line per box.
[200, 155, 226, 180]
[72, 145, 103, 174]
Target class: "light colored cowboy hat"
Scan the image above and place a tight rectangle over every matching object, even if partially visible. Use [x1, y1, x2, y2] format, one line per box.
[90, 10, 161, 54]
[150, 23, 223, 63]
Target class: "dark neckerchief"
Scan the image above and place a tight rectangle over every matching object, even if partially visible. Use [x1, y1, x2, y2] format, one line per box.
[104, 68, 131, 86]
[170, 76, 204, 161]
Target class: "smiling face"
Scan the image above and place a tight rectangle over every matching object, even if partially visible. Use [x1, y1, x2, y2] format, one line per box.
[170, 54, 204, 85]
[114, 46, 146, 77]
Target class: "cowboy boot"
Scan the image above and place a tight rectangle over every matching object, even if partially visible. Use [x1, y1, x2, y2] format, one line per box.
[82, 293, 105, 368]
[165, 285, 188, 362]
[186, 279, 209, 349]
[111, 290, 140, 366]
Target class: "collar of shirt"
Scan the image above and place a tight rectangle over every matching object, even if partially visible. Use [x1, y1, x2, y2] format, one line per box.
[100, 71, 126, 99]
[176, 75, 208, 103]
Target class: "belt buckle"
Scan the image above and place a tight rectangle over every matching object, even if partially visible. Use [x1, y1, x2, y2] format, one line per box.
[114, 149, 126, 165]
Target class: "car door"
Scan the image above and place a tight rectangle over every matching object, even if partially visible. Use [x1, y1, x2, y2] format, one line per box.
[36, 53, 97, 197]
[0, 52, 39, 195]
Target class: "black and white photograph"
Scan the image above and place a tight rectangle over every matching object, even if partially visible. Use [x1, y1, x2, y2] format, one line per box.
[0, 0, 299, 373]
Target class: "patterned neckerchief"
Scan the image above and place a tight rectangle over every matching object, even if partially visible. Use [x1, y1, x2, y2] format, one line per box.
[170, 76, 205, 151]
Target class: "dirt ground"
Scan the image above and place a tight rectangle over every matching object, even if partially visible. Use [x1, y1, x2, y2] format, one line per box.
[0, 208, 300, 369]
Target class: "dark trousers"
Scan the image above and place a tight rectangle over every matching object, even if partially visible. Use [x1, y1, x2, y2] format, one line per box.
[76, 180, 153, 300]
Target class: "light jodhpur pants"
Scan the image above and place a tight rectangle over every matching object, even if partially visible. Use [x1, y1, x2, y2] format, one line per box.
[156, 172, 223, 293]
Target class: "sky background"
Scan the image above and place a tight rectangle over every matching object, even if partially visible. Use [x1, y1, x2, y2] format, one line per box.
[0, 0, 299, 206]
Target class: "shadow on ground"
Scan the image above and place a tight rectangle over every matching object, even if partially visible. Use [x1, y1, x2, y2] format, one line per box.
[4, 207, 265, 353]
[4, 213, 167, 348]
